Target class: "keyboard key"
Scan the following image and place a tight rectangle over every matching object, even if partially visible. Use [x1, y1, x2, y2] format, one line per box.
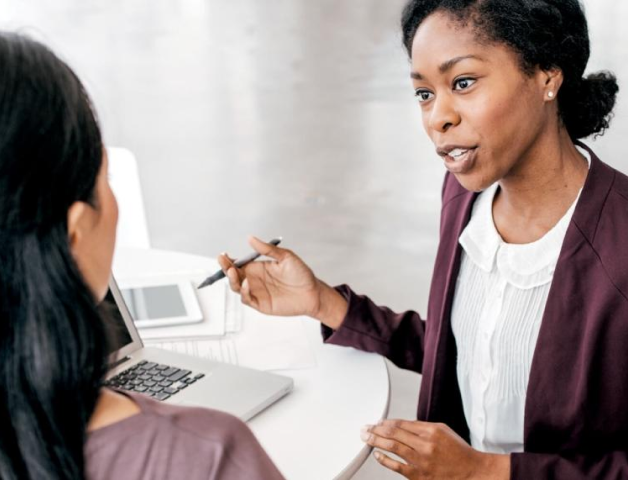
[169, 370, 191, 382]
[161, 367, 180, 377]
[105, 361, 197, 402]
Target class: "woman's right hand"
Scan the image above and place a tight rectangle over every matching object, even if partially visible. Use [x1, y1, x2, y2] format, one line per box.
[217, 236, 347, 327]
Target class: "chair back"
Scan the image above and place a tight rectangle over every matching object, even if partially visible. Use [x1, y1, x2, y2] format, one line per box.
[106, 147, 151, 249]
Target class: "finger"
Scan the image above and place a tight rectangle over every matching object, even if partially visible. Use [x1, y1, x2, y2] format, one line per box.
[217, 253, 235, 273]
[248, 235, 288, 262]
[240, 278, 258, 309]
[363, 424, 421, 452]
[226, 267, 242, 293]
[361, 428, 416, 463]
[373, 451, 414, 478]
[380, 419, 441, 437]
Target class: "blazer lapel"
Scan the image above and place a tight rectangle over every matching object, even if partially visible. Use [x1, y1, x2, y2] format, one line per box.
[423, 176, 477, 420]
[523, 143, 617, 449]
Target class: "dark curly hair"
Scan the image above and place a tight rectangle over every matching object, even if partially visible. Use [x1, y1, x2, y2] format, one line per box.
[401, 0, 619, 139]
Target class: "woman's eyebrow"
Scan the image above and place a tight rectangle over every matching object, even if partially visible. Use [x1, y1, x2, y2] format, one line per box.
[410, 54, 485, 80]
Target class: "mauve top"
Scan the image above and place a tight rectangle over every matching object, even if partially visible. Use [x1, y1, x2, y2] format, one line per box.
[85, 390, 285, 480]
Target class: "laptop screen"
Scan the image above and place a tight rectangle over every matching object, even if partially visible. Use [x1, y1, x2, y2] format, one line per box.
[100, 289, 134, 355]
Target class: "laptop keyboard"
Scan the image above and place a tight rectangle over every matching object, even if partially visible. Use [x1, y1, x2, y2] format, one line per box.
[104, 360, 205, 401]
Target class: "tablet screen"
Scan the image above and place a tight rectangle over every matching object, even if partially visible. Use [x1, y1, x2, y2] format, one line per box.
[121, 284, 187, 321]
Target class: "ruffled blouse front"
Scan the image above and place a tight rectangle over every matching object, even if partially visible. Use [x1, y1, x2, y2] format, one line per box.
[451, 148, 590, 453]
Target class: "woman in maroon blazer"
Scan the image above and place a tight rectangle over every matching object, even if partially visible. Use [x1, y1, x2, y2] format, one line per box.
[219, 0, 627, 478]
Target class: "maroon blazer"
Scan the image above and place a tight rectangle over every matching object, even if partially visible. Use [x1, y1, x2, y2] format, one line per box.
[323, 142, 628, 478]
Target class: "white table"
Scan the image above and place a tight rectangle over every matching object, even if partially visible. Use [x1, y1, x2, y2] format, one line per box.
[113, 247, 390, 480]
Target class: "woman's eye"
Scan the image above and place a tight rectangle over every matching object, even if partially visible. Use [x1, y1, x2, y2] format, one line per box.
[414, 89, 434, 103]
[453, 77, 476, 91]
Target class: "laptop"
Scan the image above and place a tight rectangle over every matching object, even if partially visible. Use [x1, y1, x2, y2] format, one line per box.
[102, 276, 294, 421]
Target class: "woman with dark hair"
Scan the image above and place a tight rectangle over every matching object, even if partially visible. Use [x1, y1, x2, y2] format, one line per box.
[219, 0, 627, 478]
[0, 33, 284, 480]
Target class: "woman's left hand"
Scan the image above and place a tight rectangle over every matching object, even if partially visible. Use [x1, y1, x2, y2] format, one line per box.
[361, 419, 510, 479]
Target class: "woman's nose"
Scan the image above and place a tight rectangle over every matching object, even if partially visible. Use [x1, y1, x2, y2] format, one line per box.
[427, 93, 461, 133]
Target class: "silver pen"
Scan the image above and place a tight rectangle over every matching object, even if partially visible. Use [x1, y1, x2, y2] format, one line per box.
[197, 237, 283, 289]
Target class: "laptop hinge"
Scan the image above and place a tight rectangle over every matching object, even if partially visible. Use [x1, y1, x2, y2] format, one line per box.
[109, 355, 132, 371]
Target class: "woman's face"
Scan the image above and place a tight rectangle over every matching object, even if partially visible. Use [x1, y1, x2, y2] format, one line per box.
[68, 150, 119, 302]
[410, 12, 558, 192]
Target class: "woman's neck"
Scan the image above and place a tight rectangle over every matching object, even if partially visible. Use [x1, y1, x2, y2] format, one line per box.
[87, 388, 141, 432]
[492, 128, 589, 244]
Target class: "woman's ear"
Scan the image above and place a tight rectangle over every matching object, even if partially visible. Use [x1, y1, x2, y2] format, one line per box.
[67, 201, 89, 252]
[540, 67, 564, 101]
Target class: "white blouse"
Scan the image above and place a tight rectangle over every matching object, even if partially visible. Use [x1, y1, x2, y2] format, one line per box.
[451, 148, 590, 453]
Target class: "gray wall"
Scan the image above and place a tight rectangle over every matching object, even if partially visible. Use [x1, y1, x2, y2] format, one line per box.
[3, 0, 626, 314]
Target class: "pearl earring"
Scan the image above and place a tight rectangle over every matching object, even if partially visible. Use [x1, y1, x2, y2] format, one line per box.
[548, 91, 554, 98]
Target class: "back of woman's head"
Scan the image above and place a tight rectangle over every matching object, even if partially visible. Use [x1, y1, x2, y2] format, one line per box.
[401, 0, 619, 139]
[0, 33, 108, 480]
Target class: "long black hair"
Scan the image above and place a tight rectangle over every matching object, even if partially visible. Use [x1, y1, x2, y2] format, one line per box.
[401, 0, 619, 139]
[0, 33, 108, 479]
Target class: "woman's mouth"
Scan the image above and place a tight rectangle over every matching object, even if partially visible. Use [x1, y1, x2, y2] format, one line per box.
[440, 147, 478, 174]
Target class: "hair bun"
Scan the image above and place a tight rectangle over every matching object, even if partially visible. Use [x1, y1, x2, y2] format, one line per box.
[561, 71, 619, 139]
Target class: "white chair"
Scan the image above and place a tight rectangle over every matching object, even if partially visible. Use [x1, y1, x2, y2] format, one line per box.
[106, 147, 151, 250]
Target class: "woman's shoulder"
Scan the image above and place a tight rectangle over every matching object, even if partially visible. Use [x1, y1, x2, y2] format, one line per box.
[89, 390, 251, 448]
[608, 162, 628, 202]
[86, 392, 284, 480]
[586, 154, 628, 228]
[574, 153, 628, 299]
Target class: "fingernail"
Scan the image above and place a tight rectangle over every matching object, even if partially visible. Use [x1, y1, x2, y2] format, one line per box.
[374, 451, 382, 461]
[360, 425, 372, 442]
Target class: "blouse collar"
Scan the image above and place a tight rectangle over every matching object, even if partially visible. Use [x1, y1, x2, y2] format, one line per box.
[459, 146, 591, 289]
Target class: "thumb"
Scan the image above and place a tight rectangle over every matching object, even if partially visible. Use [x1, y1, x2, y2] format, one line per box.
[248, 235, 286, 261]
